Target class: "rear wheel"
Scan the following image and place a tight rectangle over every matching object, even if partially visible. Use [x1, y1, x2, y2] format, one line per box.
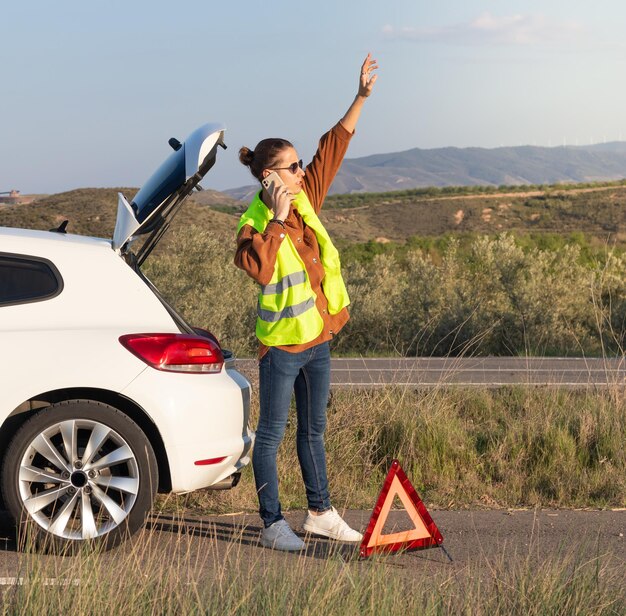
[1, 400, 158, 552]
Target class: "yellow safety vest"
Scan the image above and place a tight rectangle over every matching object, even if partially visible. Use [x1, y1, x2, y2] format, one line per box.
[237, 190, 350, 346]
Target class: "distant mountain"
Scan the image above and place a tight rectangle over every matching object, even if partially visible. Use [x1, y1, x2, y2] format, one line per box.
[222, 185, 259, 202]
[224, 142, 626, 198]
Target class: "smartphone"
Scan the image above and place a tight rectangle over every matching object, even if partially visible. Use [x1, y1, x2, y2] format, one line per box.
[261, 171, 284, 193]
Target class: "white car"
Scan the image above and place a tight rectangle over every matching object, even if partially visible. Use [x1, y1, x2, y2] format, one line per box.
[0, 123, 253, 550]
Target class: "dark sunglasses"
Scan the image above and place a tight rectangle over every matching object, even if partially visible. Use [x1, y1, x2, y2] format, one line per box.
[271, 159, 304, 174]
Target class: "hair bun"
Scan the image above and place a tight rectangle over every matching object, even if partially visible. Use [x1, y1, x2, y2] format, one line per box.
[238, 146, 255, 167]
[238, 138, 293, 181]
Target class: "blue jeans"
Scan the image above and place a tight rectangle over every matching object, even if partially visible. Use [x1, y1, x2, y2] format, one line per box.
[253, 341, 332, 527]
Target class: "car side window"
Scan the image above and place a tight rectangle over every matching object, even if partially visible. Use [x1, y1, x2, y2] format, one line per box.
[0, 254, 63, 307]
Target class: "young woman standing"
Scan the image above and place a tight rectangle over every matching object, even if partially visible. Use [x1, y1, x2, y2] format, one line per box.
[235, 54, 378, 551]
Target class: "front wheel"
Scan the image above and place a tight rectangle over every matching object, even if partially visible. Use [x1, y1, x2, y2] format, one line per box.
[1, 400, 158, 552]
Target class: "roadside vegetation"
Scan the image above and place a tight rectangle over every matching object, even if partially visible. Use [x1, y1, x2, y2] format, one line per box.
[144, 227, 626, 358]
[324, 178, 626, 209]
[183, 386, 626, 514]
[5, 184, 626, 356]
[2, 528, 623, 615]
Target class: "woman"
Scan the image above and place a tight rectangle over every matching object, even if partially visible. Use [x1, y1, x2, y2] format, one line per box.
[235, 54, 378, 551]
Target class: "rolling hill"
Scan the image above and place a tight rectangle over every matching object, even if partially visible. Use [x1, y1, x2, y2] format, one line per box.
[0, 188, 238, 245]
[3, 182, 626, 248]
[225, 142, 626, 198]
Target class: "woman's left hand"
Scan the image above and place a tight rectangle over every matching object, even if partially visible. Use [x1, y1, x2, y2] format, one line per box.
[358, 53, 379, 98]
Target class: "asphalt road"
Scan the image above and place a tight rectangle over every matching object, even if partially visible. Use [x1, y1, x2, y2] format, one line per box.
[236, 356, 626, 388]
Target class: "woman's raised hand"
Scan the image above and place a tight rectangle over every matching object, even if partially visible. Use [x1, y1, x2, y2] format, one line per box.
[340, 53, 379, 133]
[358, 53, 379, 98]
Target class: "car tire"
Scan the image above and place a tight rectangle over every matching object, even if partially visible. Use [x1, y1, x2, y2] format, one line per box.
[1, 399, 158, 552]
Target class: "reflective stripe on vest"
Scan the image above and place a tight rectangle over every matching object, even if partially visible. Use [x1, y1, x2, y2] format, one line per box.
[261, 271, 307, 296]
[257, 296, 316, 322]
[237, 190, 350, 346]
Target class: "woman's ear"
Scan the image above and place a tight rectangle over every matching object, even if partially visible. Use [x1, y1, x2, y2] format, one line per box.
[261, 169, 270, 179]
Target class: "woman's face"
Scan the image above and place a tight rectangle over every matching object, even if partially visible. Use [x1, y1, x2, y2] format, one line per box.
[266, 146, 305, 194]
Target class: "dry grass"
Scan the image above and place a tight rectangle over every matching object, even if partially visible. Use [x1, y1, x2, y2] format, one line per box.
[1, 517, 623, 615]
[176, 386, 626, 516]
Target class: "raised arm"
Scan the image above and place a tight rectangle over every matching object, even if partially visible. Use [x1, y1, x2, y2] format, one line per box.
[339, 54, 379, 134]
[303, 54, 379, 211]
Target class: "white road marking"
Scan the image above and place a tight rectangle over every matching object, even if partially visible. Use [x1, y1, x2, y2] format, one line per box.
[331, 368, 626, 373]
[0, 577, 80, 586]
[330, 382, 616, 388]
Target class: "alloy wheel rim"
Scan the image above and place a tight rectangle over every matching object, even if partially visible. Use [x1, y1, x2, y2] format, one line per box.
[18, 419, 140, 540]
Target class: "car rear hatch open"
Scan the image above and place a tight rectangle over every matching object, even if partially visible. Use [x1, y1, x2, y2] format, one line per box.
[113, 122, 226, 265]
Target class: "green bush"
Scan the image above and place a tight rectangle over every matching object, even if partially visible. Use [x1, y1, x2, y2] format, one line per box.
[145, 227, 626, 357]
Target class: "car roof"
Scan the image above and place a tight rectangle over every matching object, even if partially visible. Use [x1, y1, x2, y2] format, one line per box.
[0, 227, 112, 252]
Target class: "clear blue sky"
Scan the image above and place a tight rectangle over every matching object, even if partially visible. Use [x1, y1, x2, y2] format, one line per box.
[2, 0, 626, 194]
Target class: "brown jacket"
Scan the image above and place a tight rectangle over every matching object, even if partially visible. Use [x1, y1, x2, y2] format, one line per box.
[234, 121, 353, 357]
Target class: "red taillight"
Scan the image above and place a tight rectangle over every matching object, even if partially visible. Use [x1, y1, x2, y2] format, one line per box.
[120, 334, 224, 374]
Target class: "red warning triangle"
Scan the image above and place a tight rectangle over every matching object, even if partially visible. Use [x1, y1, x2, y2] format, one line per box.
[360, 459, 444, 557]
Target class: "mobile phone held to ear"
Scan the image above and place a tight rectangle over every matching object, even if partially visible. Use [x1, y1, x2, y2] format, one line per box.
[262, 171, 284, 193]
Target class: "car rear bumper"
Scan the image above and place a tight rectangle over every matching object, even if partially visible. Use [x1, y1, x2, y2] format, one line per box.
[120, 363, 254, 493]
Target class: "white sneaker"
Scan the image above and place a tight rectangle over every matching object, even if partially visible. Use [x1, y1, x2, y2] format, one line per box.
[303, 507, 363, 542]
[260, 519, 305, 551]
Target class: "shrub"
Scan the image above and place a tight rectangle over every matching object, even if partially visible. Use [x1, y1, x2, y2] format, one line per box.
[143, 226, 258, 355]
[145, 227, 626, 357]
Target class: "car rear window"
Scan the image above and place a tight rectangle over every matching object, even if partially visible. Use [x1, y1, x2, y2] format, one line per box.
[0, 254, 63, 307]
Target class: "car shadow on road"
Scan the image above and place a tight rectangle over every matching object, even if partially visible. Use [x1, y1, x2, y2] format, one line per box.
[147, 513, 362, 560]
[0, 510, 17, 552]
